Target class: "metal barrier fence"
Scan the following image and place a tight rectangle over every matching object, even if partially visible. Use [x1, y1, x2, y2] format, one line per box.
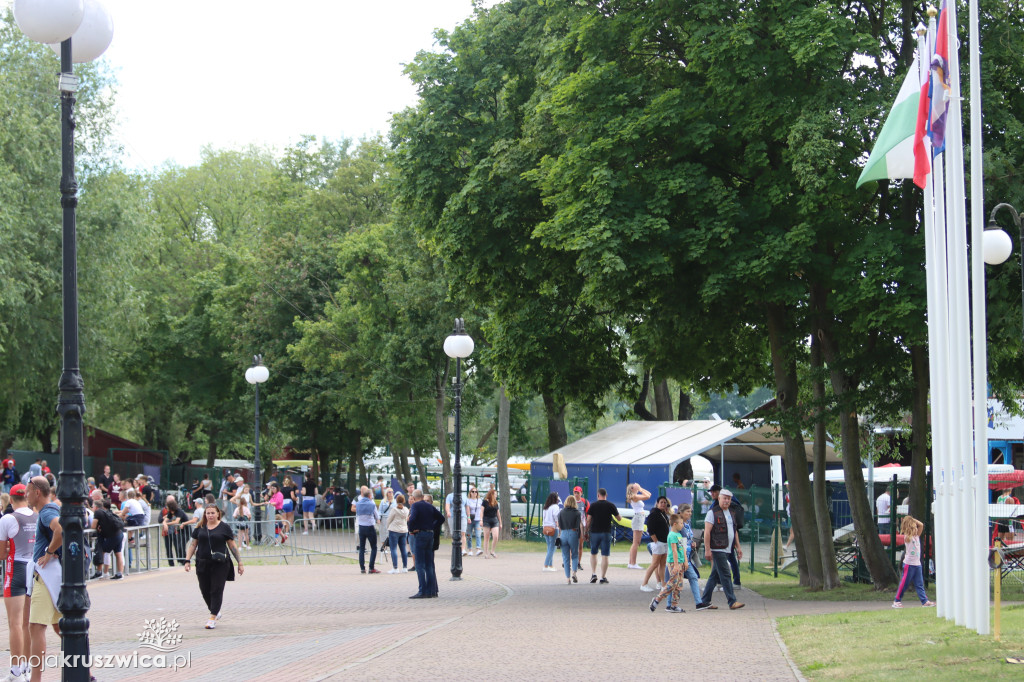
[83, 514, 360, 578]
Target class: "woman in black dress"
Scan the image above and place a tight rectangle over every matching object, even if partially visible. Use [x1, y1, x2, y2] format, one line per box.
[185, 505, 244, 629]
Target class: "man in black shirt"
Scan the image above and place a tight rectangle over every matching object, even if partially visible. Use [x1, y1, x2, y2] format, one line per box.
[91, 499, 125, 579]
[96, 465, 113, 498]
[161, 495, 190, 566]
[407, 489, 445, 599]
[585, 488, 621, 584]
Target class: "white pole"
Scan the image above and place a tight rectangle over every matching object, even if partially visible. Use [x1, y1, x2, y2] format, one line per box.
[943, 0, 974, 629]
[966, 0, 990, 635]
[917, 17, 950, 618]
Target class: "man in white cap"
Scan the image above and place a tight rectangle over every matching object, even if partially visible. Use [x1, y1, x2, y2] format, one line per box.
[699, 488, 744, 610]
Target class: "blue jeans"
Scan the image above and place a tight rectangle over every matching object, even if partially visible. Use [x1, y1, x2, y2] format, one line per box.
[729, 546, 741, 585]
[589, 531, 611, 556]
[466, 519, 482, 549]
[389, 531, 408, 569]
[895, 563, 928, 603]
[544, 533, 557, 567]
[560, 530, 580, 578]
[358, 525, 377, 571]
[701, 551, 737, 606]
[412, 531, 438, 596]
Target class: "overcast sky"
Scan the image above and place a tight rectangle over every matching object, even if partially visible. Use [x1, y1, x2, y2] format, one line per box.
[7, 1, 494, 169]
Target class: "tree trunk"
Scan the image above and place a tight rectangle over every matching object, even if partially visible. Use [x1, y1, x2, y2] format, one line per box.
[816, 320, 898, 589]
[346, 443, 358, 494]
[542, 393, 568, 451]
[475, 422, 498, 453]
[413, 447, 428, 492]
[205, 429, 218, 468]
[653, 376, 673, 421]
[633, 369, 657, 420]
[766, 303, 824, 588]
[37, 428, 54, 455]
[678, 391, 693, 420]
[810, 332, 840, 589]
[497, 386, 512, 540]
[399, 447, 413, 487]
[909, 344, 929, 520]
[435, 360, 452, 489]
[390, 444, 407, 491]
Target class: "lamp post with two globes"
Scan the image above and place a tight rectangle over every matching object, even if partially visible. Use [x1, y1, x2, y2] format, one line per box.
[245, 356, 270, 537]
[12, 1, 113, 678]
[443, 319, 474, 580]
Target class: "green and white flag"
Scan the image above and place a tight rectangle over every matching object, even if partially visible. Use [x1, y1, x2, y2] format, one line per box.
[857, 55, 928, 188]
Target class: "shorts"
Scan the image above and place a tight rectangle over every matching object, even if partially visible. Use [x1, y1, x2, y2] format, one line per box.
[482, 517, 499, 529]
[589, 531, 611, 556]
[282, 500, 294, 513]
[3, 560, 28, 597]
[302, 498, 316, 513]
[99, 532, 124, 554]
[29, 575, 61, 625]
[648, 541, 667, 556]
[631, 513, 646, 531]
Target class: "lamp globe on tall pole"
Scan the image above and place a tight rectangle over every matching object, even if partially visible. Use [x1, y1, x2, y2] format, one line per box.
[982, 204, 1023, 337]
[443, 318, 474, 580]
[245, 356, 270, 540]
[12, 1, 113, 679]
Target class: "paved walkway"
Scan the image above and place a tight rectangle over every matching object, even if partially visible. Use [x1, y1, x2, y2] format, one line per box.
[5, 548, 897, 681]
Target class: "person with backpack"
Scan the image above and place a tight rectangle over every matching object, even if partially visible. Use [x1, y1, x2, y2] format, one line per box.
[91, 498, 125, 579]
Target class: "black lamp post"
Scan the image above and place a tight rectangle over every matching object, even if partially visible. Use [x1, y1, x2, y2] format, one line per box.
[443, 318, 474, 580]
[245, 356, 270, 540]
[13, 2, 113, 679]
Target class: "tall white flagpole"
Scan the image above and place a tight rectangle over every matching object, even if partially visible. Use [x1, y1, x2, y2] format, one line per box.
[966, 0, 990, 635]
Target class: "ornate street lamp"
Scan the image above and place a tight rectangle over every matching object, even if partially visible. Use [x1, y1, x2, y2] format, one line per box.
[245, 356, 270, 540]
[982, 203, 1023, 333]
[12, 1, 113, 679]
[443, 318, 474, 580]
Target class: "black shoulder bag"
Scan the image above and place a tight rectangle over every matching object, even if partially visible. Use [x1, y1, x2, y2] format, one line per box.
[206, 526, 228, 564]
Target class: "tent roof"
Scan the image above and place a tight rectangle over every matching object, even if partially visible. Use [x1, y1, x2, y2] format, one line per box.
[534, 420, 839, 468]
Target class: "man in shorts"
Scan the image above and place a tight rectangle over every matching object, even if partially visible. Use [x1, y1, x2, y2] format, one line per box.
[1, 484, 36, 681]
[25, 476, 62, 682]
[586, 488, 621, 584]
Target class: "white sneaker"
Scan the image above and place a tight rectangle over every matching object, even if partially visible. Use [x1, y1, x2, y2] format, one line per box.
[388, 568, 398, 574]
[462, 551, 468, 556]
[627, 563, 641, 569]
[400, 568, 408, 573]
[302, 531, 309, 535]
[640, 584, 655, 592]
[215, 611, 222, 621]
[655, 582, 662, 590]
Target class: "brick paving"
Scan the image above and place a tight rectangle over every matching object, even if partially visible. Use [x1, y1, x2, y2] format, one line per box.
[2, 547, 904, 681]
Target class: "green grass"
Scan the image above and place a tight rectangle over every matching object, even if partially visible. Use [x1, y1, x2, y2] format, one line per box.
[777, 605, 1024, 680]
[742, 570, 926, 602]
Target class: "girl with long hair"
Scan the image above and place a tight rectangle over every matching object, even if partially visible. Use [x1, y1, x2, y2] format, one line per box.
[541, 492, 561, 571]
[892, 515, 934, 608]
[626, 483, 651, 569]
[481, 488, 501, 558]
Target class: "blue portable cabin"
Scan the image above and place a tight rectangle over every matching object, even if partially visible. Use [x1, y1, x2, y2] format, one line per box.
[987, 400, 1024, 498]
[532, 420, 839, 507]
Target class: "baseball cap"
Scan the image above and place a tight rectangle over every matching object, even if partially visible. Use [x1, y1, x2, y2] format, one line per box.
[9, 483, 27, 497]
[573, 486, 583, 493]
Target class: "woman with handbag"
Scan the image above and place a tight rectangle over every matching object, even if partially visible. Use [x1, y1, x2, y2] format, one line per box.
[184, 505, 244, 630]
[541, 492, 560, 572]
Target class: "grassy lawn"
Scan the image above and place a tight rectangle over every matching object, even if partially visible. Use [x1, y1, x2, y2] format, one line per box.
[777, 605, 1024, 680]
[742, 570, 926, 602]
